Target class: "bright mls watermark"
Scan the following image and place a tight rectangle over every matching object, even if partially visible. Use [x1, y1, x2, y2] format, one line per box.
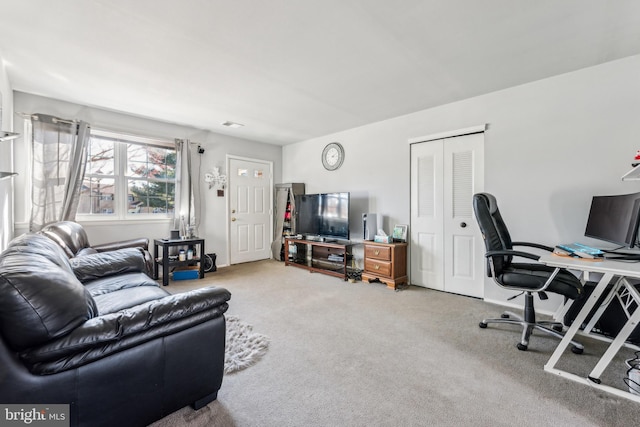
[0, 405, 69, 427]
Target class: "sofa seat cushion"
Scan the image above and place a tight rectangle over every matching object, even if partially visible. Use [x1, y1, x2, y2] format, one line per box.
[0, 234, 97, 351]
[84, 272, 159, 296]
[93, 286, 170, 315]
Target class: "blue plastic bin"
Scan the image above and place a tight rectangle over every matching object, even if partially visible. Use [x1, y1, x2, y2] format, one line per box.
[172, 270, 199, 280]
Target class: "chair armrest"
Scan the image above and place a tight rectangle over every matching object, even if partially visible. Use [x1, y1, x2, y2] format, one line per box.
[511, 241, 554, 252]
[93, 238, 149, 252]
[485, 249, 541, 261]
[20, 287, 231, 374]
[70, 248, 147, 282]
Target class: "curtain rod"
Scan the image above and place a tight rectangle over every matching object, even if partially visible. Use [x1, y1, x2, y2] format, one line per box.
[175, 139, 201, 145]
[19, 113, 194, 145]
[16, 112, 77, 125]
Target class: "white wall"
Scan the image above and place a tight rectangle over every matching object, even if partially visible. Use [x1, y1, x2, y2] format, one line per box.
[283, 54, 640, 310]
[12, 92, 282, 266]
[0, 56, 15, 251]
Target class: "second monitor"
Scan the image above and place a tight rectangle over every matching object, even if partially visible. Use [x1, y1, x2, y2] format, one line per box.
[585, 191, 640, 249]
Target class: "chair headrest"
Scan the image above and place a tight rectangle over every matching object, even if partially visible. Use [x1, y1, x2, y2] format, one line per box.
[476, 192, 498, 215]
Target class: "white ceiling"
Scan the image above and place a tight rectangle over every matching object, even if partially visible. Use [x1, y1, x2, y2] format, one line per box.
[2, 1, 640, 145]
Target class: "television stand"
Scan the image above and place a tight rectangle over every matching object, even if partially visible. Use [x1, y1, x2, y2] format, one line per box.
[284, 237, 353, 280]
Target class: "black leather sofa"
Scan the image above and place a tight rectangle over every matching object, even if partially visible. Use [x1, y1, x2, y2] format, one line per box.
[0, 232, 231, 427]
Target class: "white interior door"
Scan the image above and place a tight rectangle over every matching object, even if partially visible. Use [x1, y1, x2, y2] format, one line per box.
[442, 133, 485, 297]
[410, 141, 445, 290]
[229, 157, 272, 264]
[410, 132, 485, 298]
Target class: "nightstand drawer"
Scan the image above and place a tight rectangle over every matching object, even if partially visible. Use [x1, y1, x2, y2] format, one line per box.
[365, 245, 391, 261]
[365, 259, 392, 277]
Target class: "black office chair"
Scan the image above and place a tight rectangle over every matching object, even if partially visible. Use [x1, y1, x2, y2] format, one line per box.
[472, 193, 584, 353]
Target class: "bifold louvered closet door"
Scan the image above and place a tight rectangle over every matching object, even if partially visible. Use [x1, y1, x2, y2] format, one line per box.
[410, 132, 485, 298]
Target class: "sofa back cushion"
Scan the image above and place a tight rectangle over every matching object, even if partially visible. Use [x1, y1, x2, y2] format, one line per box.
[39, 221, 90, 257]
[0, 233, 97, 351]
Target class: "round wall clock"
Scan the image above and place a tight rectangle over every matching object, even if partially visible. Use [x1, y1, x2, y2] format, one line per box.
[321, 142, 345, 171]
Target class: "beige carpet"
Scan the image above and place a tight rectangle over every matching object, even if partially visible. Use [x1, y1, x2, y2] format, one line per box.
[151, 259, 640, 427]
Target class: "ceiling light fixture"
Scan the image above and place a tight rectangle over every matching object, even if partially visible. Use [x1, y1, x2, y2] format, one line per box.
[221, 121, 244, 128]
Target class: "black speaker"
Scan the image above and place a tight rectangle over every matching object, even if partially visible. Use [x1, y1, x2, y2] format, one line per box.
[203, 253, 217, 272]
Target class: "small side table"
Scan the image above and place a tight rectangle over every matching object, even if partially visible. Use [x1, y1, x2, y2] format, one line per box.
[153, 237, 205, 286]
[361, 242, 408, 290]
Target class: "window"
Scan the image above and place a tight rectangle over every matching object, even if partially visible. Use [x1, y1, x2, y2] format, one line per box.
[77, 130, 176, 219]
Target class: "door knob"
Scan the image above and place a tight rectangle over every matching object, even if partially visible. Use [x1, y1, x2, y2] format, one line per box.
[231, 217, 237, 222]
[232, 209, 236, 213]
[460, 222, 467, 228]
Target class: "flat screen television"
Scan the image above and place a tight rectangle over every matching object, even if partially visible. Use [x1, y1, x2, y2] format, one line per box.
[295, 192, 350, 240]
[584, 191, 640, 248]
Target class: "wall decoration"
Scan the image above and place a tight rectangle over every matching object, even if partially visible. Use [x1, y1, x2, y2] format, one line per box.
[204, 167, 227, 190]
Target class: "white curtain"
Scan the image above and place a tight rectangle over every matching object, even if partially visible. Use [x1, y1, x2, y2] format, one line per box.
[174, 139, 198, 236]
[29, 114, 91, 231]
[174, 138, 184, 232]
[190, 142, 203, 235]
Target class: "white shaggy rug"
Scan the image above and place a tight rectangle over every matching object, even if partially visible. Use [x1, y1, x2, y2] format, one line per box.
[224, 315, 270, 374]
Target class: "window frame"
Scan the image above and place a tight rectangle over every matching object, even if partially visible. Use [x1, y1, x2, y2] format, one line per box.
[76, 129, 177, 222]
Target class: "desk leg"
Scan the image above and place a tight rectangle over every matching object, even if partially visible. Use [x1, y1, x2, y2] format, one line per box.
[588, 283, 640, 381]
[162, 245, 170, 286]
[545, 272, 615, 371]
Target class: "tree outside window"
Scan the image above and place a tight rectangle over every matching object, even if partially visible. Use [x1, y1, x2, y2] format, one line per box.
[127, 144, 176, 214]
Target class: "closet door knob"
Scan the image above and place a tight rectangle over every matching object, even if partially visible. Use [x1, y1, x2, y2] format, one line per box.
[460, 222, 467, 228]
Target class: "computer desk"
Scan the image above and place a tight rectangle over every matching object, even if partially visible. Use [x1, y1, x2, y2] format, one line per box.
[539, 253, 640, 402]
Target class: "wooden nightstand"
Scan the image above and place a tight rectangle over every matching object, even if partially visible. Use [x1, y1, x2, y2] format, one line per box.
[361, 242, 408, 290]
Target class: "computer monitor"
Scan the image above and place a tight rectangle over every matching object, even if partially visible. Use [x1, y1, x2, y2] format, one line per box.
[584, 192, 640, 248]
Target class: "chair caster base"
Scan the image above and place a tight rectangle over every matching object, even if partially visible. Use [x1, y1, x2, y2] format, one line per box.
[571, 346, 584, 355]
[517, 343, 528, 351]
[501, 313, 510, 319]
[479, 322, 488, 329]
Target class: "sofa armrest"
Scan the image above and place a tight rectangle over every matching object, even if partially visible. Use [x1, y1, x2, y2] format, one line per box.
[93, 238, 149, 252]
[70, 248, 148, 282]
[20, 286, 231, 374]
